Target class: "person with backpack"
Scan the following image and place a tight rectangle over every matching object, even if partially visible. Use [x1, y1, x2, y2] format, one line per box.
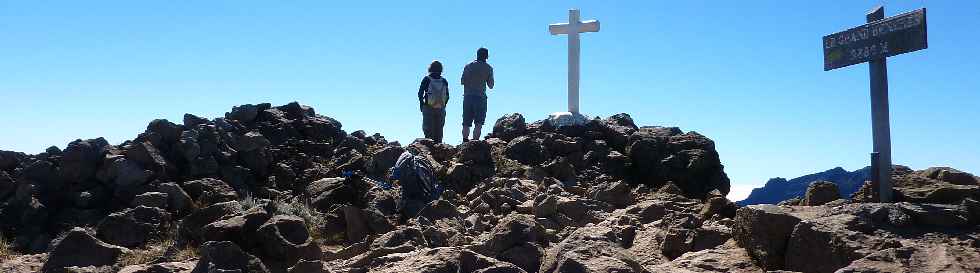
[389, 149, 443, 221]
[418, 60, 449, 143]
[460, 47, 494, 142]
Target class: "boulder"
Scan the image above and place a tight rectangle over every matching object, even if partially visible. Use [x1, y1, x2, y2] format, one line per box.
[802, 181, 840, 206]
[255, 215, 322, 269]
[59, 138, 108, 184]
[96, 206, 172, 248]
[783, 213, 899, 273]
[835, 244, 980, 273]
[126, 140, 173, 178]
[277, 102, 316, 120]
[340, 205, 394, 244]
[693, 219, 733, 252]
[649, 241, 764, 273]
[699, 195, 737, 220]
[132, 191, 169, 209]
[922, 167, 978, 185]
[202, 214, 248, 246]
[483, 214, 547, 254]
[895, 202, 970, 227]
[732, 205, 802, 270]
[660, 214, 700, 259]
[41, 228, 128, 272]
[365, 146, 406, 178]
[237, 131, 271, 152]
[589, 180, 632, 208]
[145, 119, 183, 146]
[504, 136, 546, 165]
[307, 177, 355, 211]
[540, 226, 646, 273]
[102, 157, 152, 191]
[202, 206, 271, 249]
[226, 104, 261, 123]
[365, 247, 524, 273]
[370, 227, 427, 250]
[542, 157, 576, 184]
[179, 201, 243, 244]
[490, 113, 527, 142]
[891, 168, 980, 204]
[158, 182, 193, 214]
[600, 113, 638, 151]
[497, 242, 543, 273]
[557, 197, 612, 225]
[183, 113, 209, 127]
[457, 140, 494, 166]
[192, 241, 270, 273]
[183, 178, 239, 205]
[533, 194, 558, 218]
[445, 141, 495, 194]
[626, 129, 730, 199]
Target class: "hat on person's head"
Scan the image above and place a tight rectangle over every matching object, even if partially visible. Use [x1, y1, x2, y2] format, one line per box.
[477, 47, 489, 61]
[428, 60, 443, 73]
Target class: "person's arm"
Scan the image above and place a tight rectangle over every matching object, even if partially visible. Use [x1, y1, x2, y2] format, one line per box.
[487, 66, 495, 89]
[460, 64, 469, 85]
[418, 77, 429, 110]
[444, 78, 450, 104]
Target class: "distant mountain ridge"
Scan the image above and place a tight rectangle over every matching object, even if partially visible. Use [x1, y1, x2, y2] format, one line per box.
[737, 166, 871, 205]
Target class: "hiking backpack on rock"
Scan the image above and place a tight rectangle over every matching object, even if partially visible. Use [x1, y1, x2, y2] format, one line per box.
[394, 151, 443, 202]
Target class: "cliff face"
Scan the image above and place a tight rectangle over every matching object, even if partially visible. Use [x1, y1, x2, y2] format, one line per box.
[738, 166, 871, 205]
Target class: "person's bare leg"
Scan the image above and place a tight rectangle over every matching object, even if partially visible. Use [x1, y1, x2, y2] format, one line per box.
[473, 125, 482, 141]
[462, 126, 470, 141]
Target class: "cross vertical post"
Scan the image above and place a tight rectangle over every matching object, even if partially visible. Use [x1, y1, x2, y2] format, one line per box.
[867, 6, 893, 202]
[549, 9, 599, 119]
[567, 9, 581, 114]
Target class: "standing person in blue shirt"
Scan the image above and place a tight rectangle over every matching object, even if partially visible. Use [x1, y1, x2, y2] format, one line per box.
[418, 60, 449, 143]
[460, 47, 494, 142]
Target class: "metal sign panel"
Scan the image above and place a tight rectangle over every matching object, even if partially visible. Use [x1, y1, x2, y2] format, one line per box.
[823, 8, 927, 71]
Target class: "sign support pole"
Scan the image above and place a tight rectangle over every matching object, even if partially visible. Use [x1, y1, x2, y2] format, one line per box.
[867, 6, 893, 202]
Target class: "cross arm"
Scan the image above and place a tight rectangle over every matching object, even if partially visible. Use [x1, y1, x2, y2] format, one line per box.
[549, 20, 600, 35]
[549, 23, 571, 35]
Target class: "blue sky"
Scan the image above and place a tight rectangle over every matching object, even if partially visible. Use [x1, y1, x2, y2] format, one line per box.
[1, 1, 977, 200]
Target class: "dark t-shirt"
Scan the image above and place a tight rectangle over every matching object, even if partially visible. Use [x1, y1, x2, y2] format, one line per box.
[461, 60, 494, 97]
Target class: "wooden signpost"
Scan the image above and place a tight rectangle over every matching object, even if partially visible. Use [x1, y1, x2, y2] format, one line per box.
[823, 6, 927, 202]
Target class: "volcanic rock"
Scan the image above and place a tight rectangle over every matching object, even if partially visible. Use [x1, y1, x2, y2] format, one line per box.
[158, 182, 193, 214]
[802, 181, 840, 206]
[41, 228, 128, 272]
[363, 247, 524, 273]
[540, 226, 646, 273]
[192, 240, 270, 273]
[732, 205, 803, 270]
[183, 178, 239, 205]
[96, 206, 172, 248]
[179, 201, 243, 244]
[490, 113, 527, 142]
[132, 191, 169, 209]
[256, 215, 322, 269]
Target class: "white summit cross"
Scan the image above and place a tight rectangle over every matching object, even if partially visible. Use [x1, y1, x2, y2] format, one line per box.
[548, 9, 600, 126]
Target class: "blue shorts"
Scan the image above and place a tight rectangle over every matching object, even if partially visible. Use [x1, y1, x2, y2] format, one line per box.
[462, 95, 487, 127]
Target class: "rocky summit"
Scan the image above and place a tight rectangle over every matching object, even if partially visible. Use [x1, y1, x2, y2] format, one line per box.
[0, 102, 977, 273]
